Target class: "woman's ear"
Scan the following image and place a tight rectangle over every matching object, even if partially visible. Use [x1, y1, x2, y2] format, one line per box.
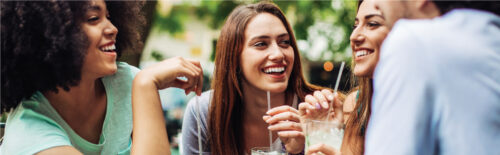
[416, 0, 441, 18]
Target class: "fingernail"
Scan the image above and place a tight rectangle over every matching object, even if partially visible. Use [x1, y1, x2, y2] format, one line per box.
[328, 95, 334, 100]
[322, 102, 329, 109]
[315, 103, 321, 109]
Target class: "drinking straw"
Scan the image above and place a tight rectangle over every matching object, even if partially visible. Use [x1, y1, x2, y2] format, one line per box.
[327, 62, 345, 121]
[267, 91, 273, 151]
[196, 95, 203, 155]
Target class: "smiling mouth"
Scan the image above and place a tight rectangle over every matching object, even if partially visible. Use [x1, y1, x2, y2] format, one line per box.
[262, 66, 286, 75]
[100, 44, 116, 53]
[355, 49, 374, 58]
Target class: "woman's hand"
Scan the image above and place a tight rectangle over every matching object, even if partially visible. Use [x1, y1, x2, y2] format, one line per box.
[298, 89, 343, 122]
[306, 143, 341, 155]
[263, 105, 304, 154]
[135, 56, 203, 95]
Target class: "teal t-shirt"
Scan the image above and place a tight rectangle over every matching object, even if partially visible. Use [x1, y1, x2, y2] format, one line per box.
[0, 62, 139, 155]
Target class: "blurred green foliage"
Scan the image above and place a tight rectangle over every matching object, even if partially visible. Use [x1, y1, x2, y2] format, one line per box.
[151, 50, 165, 61]
[152, 0, 357, 62]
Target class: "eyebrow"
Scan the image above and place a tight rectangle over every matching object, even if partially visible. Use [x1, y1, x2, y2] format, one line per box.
[355, 14, 384, 21]
[248, 33, 289, 42]
[88, 5, 102, 12]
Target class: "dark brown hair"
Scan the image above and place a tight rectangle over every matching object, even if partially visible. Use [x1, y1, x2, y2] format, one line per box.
[1, 1, 144, 112]
[343, 0, 372, 154]
[209, 2, 322, 154]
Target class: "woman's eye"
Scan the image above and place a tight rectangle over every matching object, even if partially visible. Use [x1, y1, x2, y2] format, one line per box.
[367, 22, 381, 27]
[279, 40, 291, 47]
[281, 40, 291, 45]
[87, 16, 99, 22]
[254, 42, 267, 47]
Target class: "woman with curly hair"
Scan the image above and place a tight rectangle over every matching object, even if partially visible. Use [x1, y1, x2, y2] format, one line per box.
[0, 0, 202, 154]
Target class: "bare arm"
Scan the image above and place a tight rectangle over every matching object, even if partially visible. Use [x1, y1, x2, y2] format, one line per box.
[131, 57, 203, 155]
[35, 146, 83, 155]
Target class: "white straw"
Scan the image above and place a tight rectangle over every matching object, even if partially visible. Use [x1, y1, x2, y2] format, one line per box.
[267, 91, 273, 151]
[196, 95, 203, 155]
[327, 61, 345, 121]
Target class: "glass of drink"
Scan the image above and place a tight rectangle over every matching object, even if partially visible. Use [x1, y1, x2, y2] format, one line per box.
[250, 147, 285, 155]
[304, 119, 344, 153]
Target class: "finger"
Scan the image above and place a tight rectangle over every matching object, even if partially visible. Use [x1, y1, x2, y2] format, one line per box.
[267, 105, 299, 115]
[277, 131, 304, 138]
[305, 95, 320, 109]
[268, 121, 302, 131]
[263, 115, 271, 122]
[313, 91, 329, 109]
[196, 71, 203, 96]
[185, 58, 202, 69]
[307, 143, 339, 155]
[183, 58, 202, 74]
[169, 68, 196, 90]
[298, 102, 312, 116]
[333, 93, 344, 123]
[265, 112, 300, 124]
[180, 64, 201, 94]
[321, 89, 335, 102]
[184, 59, 204, 95]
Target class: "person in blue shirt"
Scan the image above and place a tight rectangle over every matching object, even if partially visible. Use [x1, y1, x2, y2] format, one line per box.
[366, 1, 500, 154]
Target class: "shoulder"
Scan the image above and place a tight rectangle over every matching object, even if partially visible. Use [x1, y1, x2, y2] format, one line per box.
[103, 62, 140, 98]
[1, 104, 71, 154]
[115, 62, 141, 79]
[185, 90, 212, 117]
[181, 91, 212, 153]
[344, 91, 358, 113]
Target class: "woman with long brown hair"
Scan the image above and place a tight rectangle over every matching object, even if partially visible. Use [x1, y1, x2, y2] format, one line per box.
[298, 0, 389, 154]
[180, 2, 341, 154]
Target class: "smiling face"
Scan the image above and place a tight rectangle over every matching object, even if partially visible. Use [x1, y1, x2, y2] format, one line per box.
[240, 13, 295, 93]
[350, 0, 389, 77]
[80, 0, 119, 78]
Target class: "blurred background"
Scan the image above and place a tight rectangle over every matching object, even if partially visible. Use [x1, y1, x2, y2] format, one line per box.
[0, 0, 358, 154]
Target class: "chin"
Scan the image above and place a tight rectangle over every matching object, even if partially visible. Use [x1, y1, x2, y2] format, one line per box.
[266, 83, 288, 93]
[103, 65, 118, 76]
[353, 68, 370, 77]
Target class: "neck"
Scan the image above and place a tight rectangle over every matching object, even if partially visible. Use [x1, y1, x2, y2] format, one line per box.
[44, 75, 105, 109]
[241, 80, 287, 122]
[42, 74, 107, 144]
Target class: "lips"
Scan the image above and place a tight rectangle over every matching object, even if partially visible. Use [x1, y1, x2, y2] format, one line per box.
[99, 42, 116, 53]
[354, 48, 374, 59]
[262, 65, 286, 75]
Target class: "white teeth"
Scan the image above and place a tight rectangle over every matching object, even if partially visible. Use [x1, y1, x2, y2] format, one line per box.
[264, 67, 285, 74]
[356, 50, 370, 57]
[100, 44, 116, 51]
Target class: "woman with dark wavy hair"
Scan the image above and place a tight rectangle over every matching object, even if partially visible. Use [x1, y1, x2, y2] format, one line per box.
[0, 0, 199, 154]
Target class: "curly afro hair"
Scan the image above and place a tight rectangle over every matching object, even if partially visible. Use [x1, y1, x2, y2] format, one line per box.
[1, 1, 145, 112]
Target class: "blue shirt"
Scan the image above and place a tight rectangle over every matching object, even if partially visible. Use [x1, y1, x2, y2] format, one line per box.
[365, 9, 500, 155]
